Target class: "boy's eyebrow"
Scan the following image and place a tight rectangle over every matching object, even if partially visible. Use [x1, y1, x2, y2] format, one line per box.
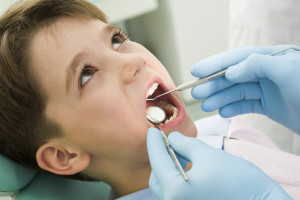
[65, 24, 119, 92]
[104, 24, 120, 36]
[66, 52, 87, 92]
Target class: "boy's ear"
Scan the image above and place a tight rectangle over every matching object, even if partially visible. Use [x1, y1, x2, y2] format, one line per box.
[36, 140, 90, 175]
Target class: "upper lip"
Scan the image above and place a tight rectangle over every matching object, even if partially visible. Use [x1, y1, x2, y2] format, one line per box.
[144, 76, 168, 104]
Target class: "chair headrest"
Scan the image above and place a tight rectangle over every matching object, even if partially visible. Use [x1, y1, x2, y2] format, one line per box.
[0, 154, 111, 199]
[15, 173, 111, 200]
[0, 154, 37, 192]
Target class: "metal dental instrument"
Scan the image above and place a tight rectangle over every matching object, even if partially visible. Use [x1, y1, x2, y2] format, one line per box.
[146, 70, 226, 101]
[146, 47, 300, 101]
[146, 106, 188, 181]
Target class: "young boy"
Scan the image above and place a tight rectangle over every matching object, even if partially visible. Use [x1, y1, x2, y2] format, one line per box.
[1, 1, 299, 199]
[0, 0, 197, 198]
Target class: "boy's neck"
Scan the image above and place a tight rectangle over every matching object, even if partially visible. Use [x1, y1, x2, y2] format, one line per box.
[109, 163, 152, 197]
[90, 159, 152, 197]
[108, 161, 192, 197]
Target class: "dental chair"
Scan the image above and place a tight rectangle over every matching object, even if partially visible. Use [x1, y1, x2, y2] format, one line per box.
[0, 154, 110, 200]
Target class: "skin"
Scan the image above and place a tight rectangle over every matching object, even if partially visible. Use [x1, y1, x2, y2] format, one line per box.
[30, 17, 197, 196]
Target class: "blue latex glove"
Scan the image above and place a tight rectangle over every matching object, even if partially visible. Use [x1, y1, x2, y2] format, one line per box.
[147, 128, 291, 200]
[191, 45, 300, 134]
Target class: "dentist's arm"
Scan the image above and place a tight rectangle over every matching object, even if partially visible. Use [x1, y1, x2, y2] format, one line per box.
[147, 128, 291, 200]
[191, 45, 300, 134]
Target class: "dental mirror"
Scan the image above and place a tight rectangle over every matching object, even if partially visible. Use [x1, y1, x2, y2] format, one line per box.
[146, 106, 166, 124]
[146, 106, 188, 181]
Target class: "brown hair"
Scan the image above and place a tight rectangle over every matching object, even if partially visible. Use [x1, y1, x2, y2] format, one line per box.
[0, 0, 106, 180]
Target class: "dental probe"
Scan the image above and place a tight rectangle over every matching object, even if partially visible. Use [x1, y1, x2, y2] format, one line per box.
[146, 47, 300, 101]
[146, 70, 226, 101]
[146, 106, 188, 181]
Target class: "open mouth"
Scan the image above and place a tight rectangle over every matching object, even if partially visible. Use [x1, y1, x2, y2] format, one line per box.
[146, 83, 178, 125]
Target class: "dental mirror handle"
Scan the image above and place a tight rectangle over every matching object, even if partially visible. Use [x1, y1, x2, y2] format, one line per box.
[147, 106, 188, 181]
[155, 125, 188, 181]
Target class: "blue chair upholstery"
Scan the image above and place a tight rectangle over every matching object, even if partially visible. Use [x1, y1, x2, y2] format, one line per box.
[0, 154, 36, 193]
[15, 173, 111, 200]
[0, 154, 111, 200]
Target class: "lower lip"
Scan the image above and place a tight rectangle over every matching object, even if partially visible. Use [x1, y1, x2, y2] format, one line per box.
[157, 93, 186, 129]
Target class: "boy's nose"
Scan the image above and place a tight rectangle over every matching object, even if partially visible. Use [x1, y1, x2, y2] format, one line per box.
[120, 54, 145, 84]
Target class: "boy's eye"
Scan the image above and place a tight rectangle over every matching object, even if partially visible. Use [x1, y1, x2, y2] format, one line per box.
[80, 66, 97, 87]
[112, 30, 127, 50]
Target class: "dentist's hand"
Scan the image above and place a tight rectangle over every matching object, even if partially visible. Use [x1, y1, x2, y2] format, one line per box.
[147, 128, 291, 200]
[191, 45, 300, 134]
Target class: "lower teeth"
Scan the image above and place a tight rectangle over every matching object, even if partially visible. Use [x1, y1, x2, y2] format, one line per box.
[157, 101, 178, 125]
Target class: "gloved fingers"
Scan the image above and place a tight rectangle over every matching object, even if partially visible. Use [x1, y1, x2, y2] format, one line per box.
[226, 47, 300, 84]
[149, 172, 161, 198]
[286, 49, 300, 56]
[167, 131, 212, 164]
[147, 128, 182, 182]
[201, 82, 262, 112]
[226, 54, 277, 82]
[191, 77, 234, 99]
[268, 45, 300, 56]
[219, 100, 264, 117]
[191, 46, 277, 78]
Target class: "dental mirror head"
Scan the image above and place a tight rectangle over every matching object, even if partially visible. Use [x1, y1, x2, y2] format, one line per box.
[146, 106, 166, 124]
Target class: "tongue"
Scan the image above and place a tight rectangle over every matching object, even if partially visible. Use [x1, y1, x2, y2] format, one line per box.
[146, 101, 156, 109]
[157, 101, 175, 116]
[146, 100, 175, 120]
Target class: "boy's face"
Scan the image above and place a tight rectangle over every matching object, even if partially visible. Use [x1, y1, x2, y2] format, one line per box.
[31, 17, 197, 174]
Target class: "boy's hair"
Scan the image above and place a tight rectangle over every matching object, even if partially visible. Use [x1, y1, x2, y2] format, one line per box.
[0, 0, 106, 180]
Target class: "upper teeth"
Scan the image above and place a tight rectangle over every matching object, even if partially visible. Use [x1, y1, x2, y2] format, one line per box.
[147, 83, 159, 98]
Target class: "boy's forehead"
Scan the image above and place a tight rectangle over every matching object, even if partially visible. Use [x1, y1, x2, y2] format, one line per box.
[28, 18, 91, 87]
[39, 17, 102, 42]
[29, 17, 109, 92]
[31, 17, 105, 56]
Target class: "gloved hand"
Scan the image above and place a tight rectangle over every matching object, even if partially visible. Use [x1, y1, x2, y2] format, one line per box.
[147, 128, 291, 200]
[191, 45, 300, 134]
